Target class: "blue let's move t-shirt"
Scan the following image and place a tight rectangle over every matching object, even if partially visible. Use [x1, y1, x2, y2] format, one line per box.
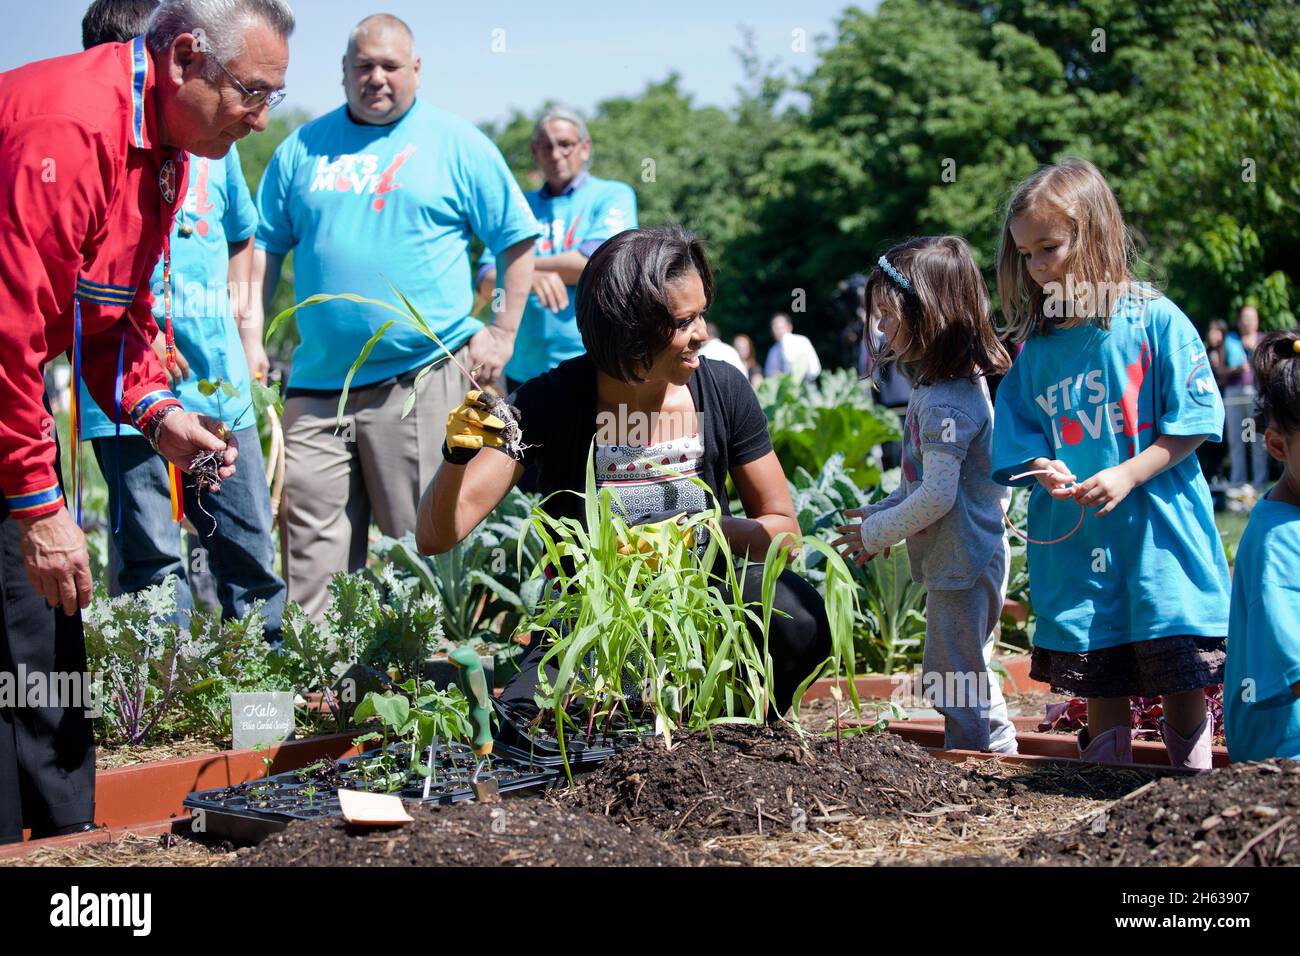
[991, 289, 1231, 653]
[479, 173, 637, 383]
[79, 145, 257, 438]
[1225, 495, 1300, 761]
[256, 99, 540, 391]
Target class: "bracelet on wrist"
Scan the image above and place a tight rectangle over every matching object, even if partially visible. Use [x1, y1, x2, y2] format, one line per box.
[143, 404, 182, 453]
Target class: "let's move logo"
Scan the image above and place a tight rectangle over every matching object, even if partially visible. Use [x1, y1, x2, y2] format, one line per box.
[309, 145, 417, 211]
[49, 886, 151, 936]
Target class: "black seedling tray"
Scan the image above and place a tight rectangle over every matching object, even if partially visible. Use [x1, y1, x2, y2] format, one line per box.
[183, 743, 556, 846]
[491, 701, 653, 770]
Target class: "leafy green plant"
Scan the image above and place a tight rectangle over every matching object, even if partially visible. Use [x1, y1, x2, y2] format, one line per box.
[371, 487, 545, 661]
[757, 369, 901, 488]
[83, 577, 189, 745]
[175, 603, 279, 738]
[361, 567, 444, 684]
[276, 604, 350, 732]
[790, 454, 927, 674]
[999, 486, 1035, 651]
[516, 448, 859, 783]
[352, 683, 472, 790]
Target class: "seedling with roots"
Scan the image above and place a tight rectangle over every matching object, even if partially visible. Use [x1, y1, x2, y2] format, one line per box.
[267, 283, 527, 458]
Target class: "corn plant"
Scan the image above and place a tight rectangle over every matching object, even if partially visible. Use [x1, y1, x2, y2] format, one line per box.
[267, 284, 523, 451]
[517, 448, 860, 783]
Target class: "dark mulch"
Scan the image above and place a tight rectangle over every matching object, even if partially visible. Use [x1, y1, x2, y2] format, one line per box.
[236, 798, 714, 867]
[561, 722, 1028, 839]
[1019, 759, 1300, 866]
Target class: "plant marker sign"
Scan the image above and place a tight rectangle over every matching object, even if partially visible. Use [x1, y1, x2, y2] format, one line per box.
[231, 691, 295, 751]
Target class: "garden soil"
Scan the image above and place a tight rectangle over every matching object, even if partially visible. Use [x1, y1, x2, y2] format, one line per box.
[561, 722, 1122, 840]
[237, 798, 722, 867]
[1019, 759, 1300, 866]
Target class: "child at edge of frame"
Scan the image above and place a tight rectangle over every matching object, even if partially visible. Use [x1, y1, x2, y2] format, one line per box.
[834, 235, 1019, 755]
[988, 158, 1230, 769]
[1224, 331, 1300, 762]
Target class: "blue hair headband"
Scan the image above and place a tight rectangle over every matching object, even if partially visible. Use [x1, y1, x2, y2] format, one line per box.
[877, 255, 912, 292]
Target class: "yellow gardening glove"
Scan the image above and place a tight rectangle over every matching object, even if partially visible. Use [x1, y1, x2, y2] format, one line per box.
[443, 389, 508, 464]
[616, 514, 697, 570]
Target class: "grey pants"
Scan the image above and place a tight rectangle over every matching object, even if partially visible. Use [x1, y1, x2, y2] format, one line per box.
[921, 545, 1018, 754]
[280, 349, 468, 623]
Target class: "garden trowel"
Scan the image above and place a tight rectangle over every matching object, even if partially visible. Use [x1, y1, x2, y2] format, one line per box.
[449, 647, 498, 803]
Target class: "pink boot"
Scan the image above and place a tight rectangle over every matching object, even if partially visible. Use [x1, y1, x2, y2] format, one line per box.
[1160, 717, 1213, 770]
[1077, 725, 1134, 764]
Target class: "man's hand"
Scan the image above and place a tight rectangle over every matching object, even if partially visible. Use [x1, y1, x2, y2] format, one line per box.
[1071, 462, 1138, 516]
[155, 412, 238, 488]
[152, 332, 190, 387]
[444, 389, 508, 464]
[466, 325, 516, 388]
[18, 509, 92, 615]
[530, 271, 570, 312]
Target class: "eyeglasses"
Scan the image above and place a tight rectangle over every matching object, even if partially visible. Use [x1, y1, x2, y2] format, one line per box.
[212, 57, 286, 110]
[537, 139, 583, 156]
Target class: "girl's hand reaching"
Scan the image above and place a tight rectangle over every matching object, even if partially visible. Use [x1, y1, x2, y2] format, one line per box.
[832, 508, 891, 566]
[1025, 458, 1078, 499]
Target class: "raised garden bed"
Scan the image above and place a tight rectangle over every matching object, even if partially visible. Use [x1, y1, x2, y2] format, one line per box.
[0, 729, 373, 860]
[801, 653, 1049, 702]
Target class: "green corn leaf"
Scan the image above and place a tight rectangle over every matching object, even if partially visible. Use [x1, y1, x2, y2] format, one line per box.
[335, 320, 396, 428]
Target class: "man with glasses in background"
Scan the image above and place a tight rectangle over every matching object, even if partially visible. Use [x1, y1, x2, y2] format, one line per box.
[77, 0, 286, 644]
[476, 107, 638, 392]
[249, 14, 538, 623]
[0, 0, 292, 844]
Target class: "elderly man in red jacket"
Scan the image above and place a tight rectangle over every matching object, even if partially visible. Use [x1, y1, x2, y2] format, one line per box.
[0, 0, 292, 844]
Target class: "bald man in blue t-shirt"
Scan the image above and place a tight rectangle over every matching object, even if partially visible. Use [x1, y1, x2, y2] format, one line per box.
[250, 14, 538, 621]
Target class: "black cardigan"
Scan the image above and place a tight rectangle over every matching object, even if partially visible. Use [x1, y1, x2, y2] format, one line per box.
[505, 354, 773, 529]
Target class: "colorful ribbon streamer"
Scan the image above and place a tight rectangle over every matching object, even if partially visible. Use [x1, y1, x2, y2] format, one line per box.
[69, 301, 84, 526]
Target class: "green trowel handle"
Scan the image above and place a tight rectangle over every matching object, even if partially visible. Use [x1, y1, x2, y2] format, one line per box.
[449, 647, 493, 757]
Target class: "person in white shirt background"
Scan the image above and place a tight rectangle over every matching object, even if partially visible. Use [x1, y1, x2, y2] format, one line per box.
[698, 322, 747, 376]
[764, 312, 822, 383]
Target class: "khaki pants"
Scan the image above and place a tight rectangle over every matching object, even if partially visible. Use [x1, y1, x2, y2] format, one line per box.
[280, 349, 467, 622]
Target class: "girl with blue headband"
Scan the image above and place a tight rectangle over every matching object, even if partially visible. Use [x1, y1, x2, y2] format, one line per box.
[833, 236, 1016, 754]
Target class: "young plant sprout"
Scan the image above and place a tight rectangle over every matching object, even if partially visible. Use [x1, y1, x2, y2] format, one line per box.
[266, 284, 527, 458]
[188, 376, 283, 529]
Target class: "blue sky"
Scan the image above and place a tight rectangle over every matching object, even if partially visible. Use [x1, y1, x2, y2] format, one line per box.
[2, 1, 876, 124]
